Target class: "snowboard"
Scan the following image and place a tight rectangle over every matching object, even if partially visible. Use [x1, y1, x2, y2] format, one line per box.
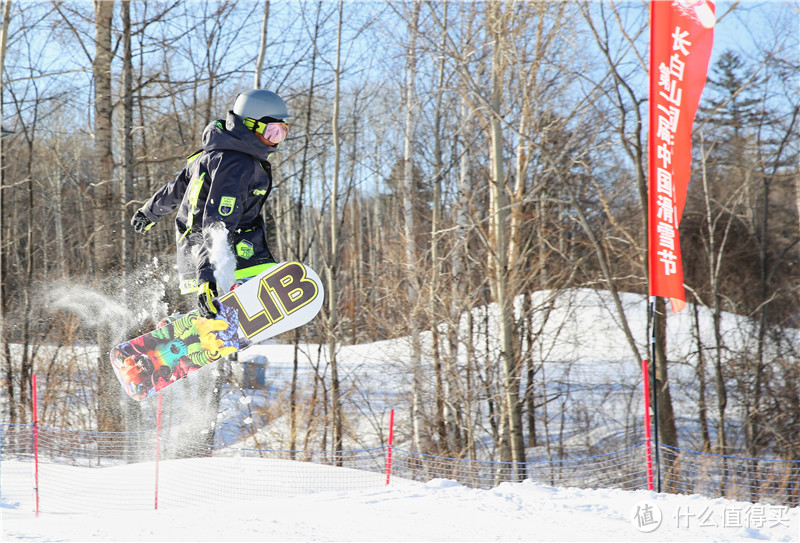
[110, 262, 324, 400]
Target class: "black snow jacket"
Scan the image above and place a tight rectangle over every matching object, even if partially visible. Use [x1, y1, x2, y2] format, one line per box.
[140, 112, 277, 293]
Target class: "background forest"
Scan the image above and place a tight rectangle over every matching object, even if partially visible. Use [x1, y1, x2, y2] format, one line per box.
[1, 1, 798, 468]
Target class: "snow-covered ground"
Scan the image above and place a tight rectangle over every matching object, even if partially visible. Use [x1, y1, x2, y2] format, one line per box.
[2, 458, 797, 542]
[3, 287, 799, 541]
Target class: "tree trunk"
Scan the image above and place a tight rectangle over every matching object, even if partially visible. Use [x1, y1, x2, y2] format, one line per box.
[327, 0, 344, 460]
[449, 97, 473, 457]
[653, 296, 679, 491]
[747, 172, 771, 460]
[254, 1, 270, 89]
[691, 302, 711, 451]
[289, 1, 320, 453]
[653, 298, 678, 449]
[121, 0, 134, 280]
[699, 135, 728, 454]
[0, 0, 12, 423]
[403, 0, 423, 454]
[429, 1, 448, 452]
[487, 1, 526, 479]
[93, 0, 123, 433]
[797, 174, 800, 236]
[120, 0, 143, 453]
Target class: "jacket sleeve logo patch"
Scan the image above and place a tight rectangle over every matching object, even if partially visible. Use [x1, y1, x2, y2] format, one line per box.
[219, 196, 236, 216]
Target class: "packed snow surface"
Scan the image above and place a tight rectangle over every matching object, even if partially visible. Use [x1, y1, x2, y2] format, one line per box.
[2, 458, 797, 542]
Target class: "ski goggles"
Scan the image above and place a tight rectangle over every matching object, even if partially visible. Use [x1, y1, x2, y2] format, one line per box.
[244, 118, 290, 144]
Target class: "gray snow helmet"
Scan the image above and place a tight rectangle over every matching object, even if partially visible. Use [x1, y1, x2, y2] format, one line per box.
[233, 89, 290, 121]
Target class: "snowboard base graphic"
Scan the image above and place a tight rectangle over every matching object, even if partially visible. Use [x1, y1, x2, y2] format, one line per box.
[110, 262, 323, 400]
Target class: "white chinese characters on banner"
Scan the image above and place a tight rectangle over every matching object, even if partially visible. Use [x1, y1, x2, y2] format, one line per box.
[653, 25, 693, 277]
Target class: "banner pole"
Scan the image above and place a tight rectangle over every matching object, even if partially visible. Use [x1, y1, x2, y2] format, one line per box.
[648, 0, 715, 495]
[648, 299, 661, 493]
[32, 374, 40, 517]
[385, 409, 394, 485]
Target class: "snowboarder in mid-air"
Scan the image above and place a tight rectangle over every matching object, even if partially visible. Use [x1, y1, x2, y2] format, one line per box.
[130, 89, 291, 319]
[113, 89, 323, 400]
[109, 89, 324, 400]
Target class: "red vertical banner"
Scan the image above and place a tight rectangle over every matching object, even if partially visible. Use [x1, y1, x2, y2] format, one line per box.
[648, 0, 715, 313]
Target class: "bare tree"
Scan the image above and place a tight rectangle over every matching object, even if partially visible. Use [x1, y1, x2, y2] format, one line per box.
[0, 0, 13, 422]
[327, 0, 344, 457]
[401, 0, 424, 453]
[1, 1, 798, 467]
[92, 0, 123, 433]
[485, 1, 525, 475]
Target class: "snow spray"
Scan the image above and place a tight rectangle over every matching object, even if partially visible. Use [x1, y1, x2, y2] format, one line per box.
[207, 222, 236, 293]
[49, 282, 135, 345]
[47, 260, 170, 344]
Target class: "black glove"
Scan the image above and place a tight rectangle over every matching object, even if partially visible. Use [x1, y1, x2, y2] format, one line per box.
[197, 281, 219, 319]
[131, 209, 155, 234]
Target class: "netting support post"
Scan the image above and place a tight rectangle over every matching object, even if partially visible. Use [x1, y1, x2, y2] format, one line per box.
[32, 374, 40, 517]
[385, 409, 394, 485]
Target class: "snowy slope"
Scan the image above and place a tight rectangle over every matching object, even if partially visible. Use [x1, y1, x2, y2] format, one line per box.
[2, 458, 797, 542]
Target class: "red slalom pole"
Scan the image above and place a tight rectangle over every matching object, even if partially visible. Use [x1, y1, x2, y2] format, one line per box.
[155, 391, 162, 510]
[385, 409, 394, 485]
[642, 359, 654, 491]
[32, 374, 40, 516]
